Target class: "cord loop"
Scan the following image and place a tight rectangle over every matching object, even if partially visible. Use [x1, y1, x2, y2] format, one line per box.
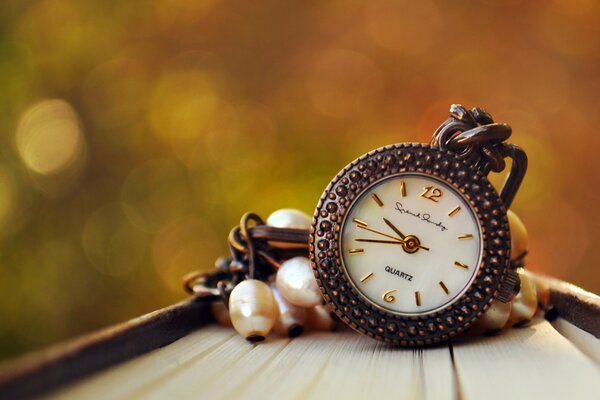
[432, 104, 527, 208]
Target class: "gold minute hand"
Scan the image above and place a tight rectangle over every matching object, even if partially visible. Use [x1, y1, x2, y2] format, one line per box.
[356, 224, 404, 242]
[355, 237, 430, 251]
[355, 238, 404, 244]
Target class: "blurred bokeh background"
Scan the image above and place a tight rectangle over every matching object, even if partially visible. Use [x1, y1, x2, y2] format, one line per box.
[1, 0, 600, 359]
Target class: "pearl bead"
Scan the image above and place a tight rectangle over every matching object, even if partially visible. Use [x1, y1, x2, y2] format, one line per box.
[271, 283, 306, 338]
[228, 279, 277, 342]
[507, 271, 538, 327]
[267, 208, 312, 229]
[276, 257, 322, 308]
[531, 272, 550, 310]
[508, 210, 528, 261]
[306, 304, 337, 331]
[472, 300, 512, 335]
[210, 301, 232, 327]
[267, 209, 312, 249]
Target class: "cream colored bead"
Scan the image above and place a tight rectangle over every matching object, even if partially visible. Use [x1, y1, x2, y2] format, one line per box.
[531, 272, 550, 310]
[507, 271, 538, 327]
[210, 301, 232, 327]
[508, 210, 528, 261]
[267, 208, 312, 229]
[306, 304, 337, 331]
[271, 283, 306, 337]
[266, 209, 312, 249]
[276, 256, 322, 308]
[472, 300, 512, 335]
[228, 279, 277, 342]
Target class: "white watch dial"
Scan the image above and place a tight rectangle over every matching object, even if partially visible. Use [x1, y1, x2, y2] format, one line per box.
[341, 173, 483, 315]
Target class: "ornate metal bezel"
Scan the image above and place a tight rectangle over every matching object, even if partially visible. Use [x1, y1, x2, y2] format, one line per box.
[309, 143, 511, 346]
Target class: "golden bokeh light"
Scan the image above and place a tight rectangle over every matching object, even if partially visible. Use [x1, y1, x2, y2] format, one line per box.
[0, 167, 17, 232]
[16, 99, 85, 176]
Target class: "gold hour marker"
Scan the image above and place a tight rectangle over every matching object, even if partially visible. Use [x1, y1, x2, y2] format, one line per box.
[448, 206, 461, 217]
[400, 181, 406, 197]
[382, 289, 397, 303]
[360, 272, 374, 283]
[439, 281, 450, 294]
[454, 261, 469, 269]
[415, 291, 421, 306]
[371, 193, 384, 207]
[349, 248, 364, 254]
[458, 234, 474, 240]
[352, 218, 368, 227]
[420, 186, 443, 202]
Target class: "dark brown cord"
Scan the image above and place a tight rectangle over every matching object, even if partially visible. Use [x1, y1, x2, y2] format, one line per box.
[431, 104, 527, 208]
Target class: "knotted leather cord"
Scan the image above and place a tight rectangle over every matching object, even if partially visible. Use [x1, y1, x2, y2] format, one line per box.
[431, 104, 527, 208]
[183, 212, 308, 304]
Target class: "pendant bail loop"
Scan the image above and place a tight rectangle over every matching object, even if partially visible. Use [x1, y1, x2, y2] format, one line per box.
[431, 104, 527, 208]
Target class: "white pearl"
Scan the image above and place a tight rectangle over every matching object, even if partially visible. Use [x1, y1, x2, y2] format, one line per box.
[306, 304, 337, 331]
[267, 209, 312, 249]
[271, 283, 306, 337]
[276, 256, 322, 308]
[508, 210, 528, 261]
[210, 301, 232, 327]
[228, 279, 277, 342]
[472, 300, 512, 335]
[267, 208, 312, 229]
[508, 271, 538, 327]
[530, 271, 550, 310]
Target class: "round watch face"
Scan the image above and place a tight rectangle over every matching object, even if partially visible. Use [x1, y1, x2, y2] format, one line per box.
[310, 144, 511, 346]
[341, 173, 482, 316]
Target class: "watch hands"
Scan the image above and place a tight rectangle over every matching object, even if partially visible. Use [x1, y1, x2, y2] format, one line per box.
[383, 217, 406, 239]
[356, 224, 403, 242]
[355, 223, 429, 251]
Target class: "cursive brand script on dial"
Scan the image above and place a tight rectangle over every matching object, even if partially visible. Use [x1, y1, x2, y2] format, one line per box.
[394, 202, 448, 232]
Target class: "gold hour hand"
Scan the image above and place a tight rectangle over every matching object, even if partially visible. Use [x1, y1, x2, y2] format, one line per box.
[383, 218, 406, 240]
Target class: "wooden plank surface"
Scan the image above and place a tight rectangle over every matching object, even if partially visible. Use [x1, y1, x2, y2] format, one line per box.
[48, 319, 600, 400]
[50, 327, 455, 400]
[3, 274, 600, 399]
[46, 326, 235, 400]
[451, 319, 600, 400]
[551, 318, 600, 366]
[0, 298, 211, 400]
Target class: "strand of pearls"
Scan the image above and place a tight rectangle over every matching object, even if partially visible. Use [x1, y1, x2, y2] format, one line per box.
[225, 209, 336, 341]
[472, 210, 543, 335]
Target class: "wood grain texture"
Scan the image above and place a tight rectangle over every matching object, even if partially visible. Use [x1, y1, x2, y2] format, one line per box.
[527, 271, 600, 338]
[49, 320, 600, 400]
[50, 327, 455, 400]
[1, 273, 600, 399]
[47, 326, 236, 400]
[451, 319, 600, 400]
[0, 298, 211, 399]
[551, 318, 600, 366]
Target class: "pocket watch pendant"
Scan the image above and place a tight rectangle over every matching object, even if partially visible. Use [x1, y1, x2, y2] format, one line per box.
[308, 104, 529, 346]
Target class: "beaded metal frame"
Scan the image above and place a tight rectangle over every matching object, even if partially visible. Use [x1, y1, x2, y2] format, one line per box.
[309, 143, 511, 346]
